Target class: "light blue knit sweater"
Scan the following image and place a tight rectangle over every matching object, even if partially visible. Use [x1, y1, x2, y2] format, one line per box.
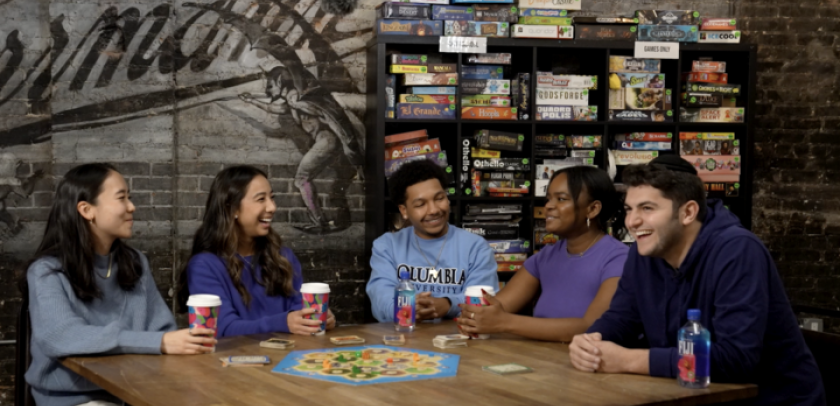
[25, 250, 176, 406]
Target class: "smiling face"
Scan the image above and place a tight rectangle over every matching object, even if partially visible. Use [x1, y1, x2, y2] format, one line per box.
[234, 175, 276, 240]
[82, 170, 135, 243]
[624, 184, 685, 258]
[543, 172, 599, 238]
[400, 178, 449, 239]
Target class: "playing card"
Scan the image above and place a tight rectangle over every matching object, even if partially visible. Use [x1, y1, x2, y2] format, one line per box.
[260, 338, 295, 349]
[330, 335, 366, 345]
[482, 363, 533, 375]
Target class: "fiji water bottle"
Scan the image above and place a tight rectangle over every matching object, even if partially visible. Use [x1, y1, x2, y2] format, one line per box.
[678, 309, 711, 388]
[394, 270, 415, 332]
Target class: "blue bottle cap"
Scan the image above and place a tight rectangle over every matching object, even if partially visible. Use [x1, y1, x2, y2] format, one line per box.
[687, 309, 701, 320]
[399, 270, 409, 280]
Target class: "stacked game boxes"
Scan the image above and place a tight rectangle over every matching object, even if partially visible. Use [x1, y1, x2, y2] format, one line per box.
[461, 131, 530, 197]
[383, 130, 452, 183]
[390, 53, 458, 120]
[376, 3, 444, 37]
[611, 132, 671, 166]
[680, 60, 744, 123]
[572, 15, 637, 41]
[511, 5, 573, 39]
[698, 18, 740, 44]
[608, 56, 673, 122]
[679, 132, 741, 196]
[533, 135, 598, 197]
[464, 204, 530, 272]
[437, 4, 515, 38]
[535, 72, 598, 121]
[635, 10, 701, 43]
[460, 53, 527, 120]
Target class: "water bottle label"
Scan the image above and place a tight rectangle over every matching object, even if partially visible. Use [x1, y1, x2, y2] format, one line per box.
[679, 339, 709, 382]
[395, 294, 415, 327]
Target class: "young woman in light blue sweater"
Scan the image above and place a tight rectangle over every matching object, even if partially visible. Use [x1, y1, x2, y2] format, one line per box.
[24, 163, 214, 406]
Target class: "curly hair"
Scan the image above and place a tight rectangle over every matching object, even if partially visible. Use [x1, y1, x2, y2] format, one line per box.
[622, 163, 707, 221]
[388, 159, 448, 206]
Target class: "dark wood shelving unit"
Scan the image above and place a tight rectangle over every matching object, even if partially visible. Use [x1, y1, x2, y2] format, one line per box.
[364, 35, 757, 318]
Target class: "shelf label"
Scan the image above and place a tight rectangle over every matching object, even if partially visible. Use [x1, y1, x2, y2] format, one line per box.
[439, 37, 487, 54]
[634, 41, 679, 59]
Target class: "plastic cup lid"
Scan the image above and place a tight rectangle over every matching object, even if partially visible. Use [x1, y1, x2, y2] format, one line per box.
[300, 282, 330, 294]
[187, 294, 222, 307]
[465, 285, 496, 297]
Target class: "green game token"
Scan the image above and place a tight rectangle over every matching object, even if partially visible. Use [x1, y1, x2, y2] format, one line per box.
[666, 89, 672, 95]
[630, 26, 637, 32]
[667, 110, 673, 116]
[667, 133, 673, 138]
[446, 166, 452, 173]
[658, 74, 665, 80]
[524, 181, 531, 187]
[497, 67, 503, 73]
[511, 7, 517, 13]
[524, 241, 530, 248]
[690, 97, 697, 103]
[421, 55, 428, 62]
[449, 104, 456, 110]
[734, 183, 740, 189]
[582, 90, 588, 96]
[691, 26, 697, 32]
[633, 18, 639, 23]
[509, 265, 516, 271]
[439, 152, 445, 159]
[734, 140, 740, 146]
[504, 83, 509, 88]
[730, 19, 736, 24]
[448, 187, 455, 194]
[447, 95, 454, 102]
[522, 158, 529, 164]
[693, 11, 700, 17]
[467, 7, 473, 12]
[518, 135, 525, 141]
[511, 107, 518, 113]
[466, 188, 472, 195]
[735, 32, 741, 38]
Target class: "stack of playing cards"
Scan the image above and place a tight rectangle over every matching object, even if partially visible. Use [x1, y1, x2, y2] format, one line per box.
[482, 363, 534, 375]
[219, 355, 270, 367]
[330, 335, 365, 346]
[383, 334, 406, 345]
[260, 338, 294, 350]
[433, 334, 469, 349]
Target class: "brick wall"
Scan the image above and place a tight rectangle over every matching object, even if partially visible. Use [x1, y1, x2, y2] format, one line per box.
[0, 0, 836, 404]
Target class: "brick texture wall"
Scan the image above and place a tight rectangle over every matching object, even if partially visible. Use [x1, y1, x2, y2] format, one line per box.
[0, 0, 836, 404]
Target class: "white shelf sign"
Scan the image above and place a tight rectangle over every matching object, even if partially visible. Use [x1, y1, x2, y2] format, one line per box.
[439, 37, 487, 54]
[634, 41, 679, 59]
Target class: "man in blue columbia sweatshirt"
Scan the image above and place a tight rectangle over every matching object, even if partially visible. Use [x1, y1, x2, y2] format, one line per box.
[367, 159, 498, 322]
[570, 155, 824, 405]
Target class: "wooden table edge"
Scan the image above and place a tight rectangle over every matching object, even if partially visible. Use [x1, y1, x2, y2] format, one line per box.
[62, 356, 156, 406]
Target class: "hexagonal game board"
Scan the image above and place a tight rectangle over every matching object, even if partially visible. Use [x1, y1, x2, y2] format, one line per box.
[271, 345, 459, 386]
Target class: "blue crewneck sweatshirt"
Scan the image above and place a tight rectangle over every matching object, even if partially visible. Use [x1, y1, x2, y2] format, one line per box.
[186, 247, 303, 338]
[26, 250, 176, 406]
[589, 200, 825, 405]
[367, 224, 498, 322]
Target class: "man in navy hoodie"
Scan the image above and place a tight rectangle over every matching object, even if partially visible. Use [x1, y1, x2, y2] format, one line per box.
[569, 155, 825, 405]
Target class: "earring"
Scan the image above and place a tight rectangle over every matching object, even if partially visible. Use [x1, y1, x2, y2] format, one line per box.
[235, 215, 238, 219]
[586, 218, 590, 228]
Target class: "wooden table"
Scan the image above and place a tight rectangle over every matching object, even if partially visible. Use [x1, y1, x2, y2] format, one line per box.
[62, 322, 756, 406]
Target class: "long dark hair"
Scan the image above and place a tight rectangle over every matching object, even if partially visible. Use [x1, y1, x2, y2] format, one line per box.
[177, 165, 294, 311]
[549, 166, 626, 239]
[24, 163, 142, 301]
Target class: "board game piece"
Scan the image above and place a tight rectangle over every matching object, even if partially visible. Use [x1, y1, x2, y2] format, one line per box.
[482, 363, 534, 375]
[260, 338, 295, 350]
[323, 359, 330, 370]
[383, 334, 406, 345]
[331, 335, 366, 346]
[220, 355, 271, 367]
[387, 358, 394, 364]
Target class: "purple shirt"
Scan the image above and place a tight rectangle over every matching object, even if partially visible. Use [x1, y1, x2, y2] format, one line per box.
[524, 236, 629, 319]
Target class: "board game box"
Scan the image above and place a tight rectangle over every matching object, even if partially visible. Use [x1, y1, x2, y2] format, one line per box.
[471, 158, 530, 171]
[462, 107, 518, 120]
[691, 60, 727, 73]
[679, 107, 745, 123]
[681, 155, 741, 183]
[486, 239, 530, 254]
[409, 87, 456, 95]
[637, 25, 699, 42]
[444, 21, 510, 37]
[613, 150, 659, 165]
[575, 24, 636, 40]
[427, 64, 458, 73]
[462, 65, 506, 79]
[609, 109, 674, 122]
[609, 56, 661, 73]
[467, 53, 512, 65]
[682, 92, 724, 107]
[512, 24, 565, 39]
[396, 103, 456, 119]
[462, 95, 512, 107]
[680, 139, 739, 156]
[390, 54, 428, 65]
[615, 141, 672, 151]
[518, 16, 573, 25]
[377, 20, 443, 36]
[385, 75, 396, 119]
[390, 65, 429, 74]
[635, 10, 701, 25]
[679, 132, 736, 140]
[519, 8, 567, 17]
[536, 73, 598, 89]
[474, 4, 520, 22]
[512, 72, 531, 120]
[432, 5, 475, 20]
[518, 0, 582, 11]
[385, 129, 427, 146]
[609, 73, 665, 89]
[566, 135, 601, 149]
[609, 88, 672, 110]
[536, 106, 598, 121]
[684, 82, 741, 95]
[402, 73, 458, 86]
[572, 16, 638, 24]
[536, 88, 590, 106]
[377, 3, 432, 19]
[535, 134, 565, 145]
[614, 132, 672, 142]
[701, 18, 737, 30]
[461, 79, 511, 95]
[385, 139, 442, 160]
[684, 72, 728, 83]
[699, 31, 741, 44]
[475, 129, 524, 151]
[384, 151, 449, 178]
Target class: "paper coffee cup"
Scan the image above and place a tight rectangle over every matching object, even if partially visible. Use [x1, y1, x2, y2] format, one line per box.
[187, 294, 222, 351]
[301, 283, 330, 335]
[464, 286, 496, 339]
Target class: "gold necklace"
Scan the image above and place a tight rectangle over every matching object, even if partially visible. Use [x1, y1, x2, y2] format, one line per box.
[566, 234, 601, 258]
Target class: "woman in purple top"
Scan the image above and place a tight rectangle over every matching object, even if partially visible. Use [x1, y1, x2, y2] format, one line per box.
[178, 165, 335, 337]
[458, 166, 629, 342]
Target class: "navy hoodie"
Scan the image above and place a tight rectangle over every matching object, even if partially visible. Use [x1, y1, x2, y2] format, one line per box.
[589, 200, 825, 405]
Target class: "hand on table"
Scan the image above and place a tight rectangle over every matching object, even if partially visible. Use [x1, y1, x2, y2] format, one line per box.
[326, 309, 336, 330]
[160, 328, 217, 355]
[288, 307, 323, 335]
[456, 290, 508, 334]
[416, 292, 451, 321]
